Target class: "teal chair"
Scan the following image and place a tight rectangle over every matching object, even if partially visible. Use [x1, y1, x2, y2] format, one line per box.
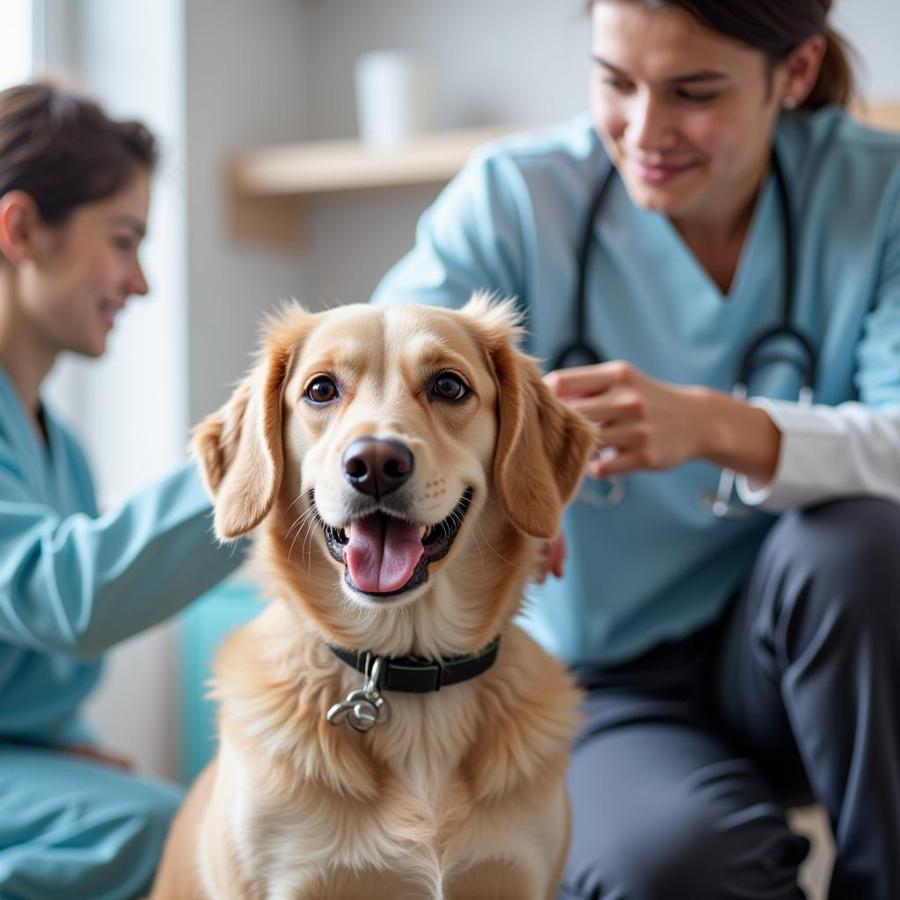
[179, 578, 261, 783]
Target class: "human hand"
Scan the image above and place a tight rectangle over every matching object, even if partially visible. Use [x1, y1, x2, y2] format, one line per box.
[544, 361, 709, 478]
[534, 533, 567, 584]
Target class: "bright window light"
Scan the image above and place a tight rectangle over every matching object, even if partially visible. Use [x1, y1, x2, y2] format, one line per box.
[0, 0, 33, 90]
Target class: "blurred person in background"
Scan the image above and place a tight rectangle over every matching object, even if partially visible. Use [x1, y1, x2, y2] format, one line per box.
[0, 81, 243, 900]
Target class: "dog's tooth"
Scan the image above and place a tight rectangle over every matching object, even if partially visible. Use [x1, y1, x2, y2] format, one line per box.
[419, 525, 427, 540]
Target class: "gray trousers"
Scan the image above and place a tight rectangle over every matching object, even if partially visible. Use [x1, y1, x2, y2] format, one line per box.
[559, 498, 900, 900]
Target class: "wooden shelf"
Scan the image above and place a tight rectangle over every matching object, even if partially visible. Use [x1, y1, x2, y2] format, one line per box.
[228, 105, 900, 246]
[227, 125, 516, 245]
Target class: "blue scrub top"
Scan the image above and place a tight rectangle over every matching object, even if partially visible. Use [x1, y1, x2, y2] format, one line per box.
[371, 107, 900, 666]
[0, 367, 243, 744]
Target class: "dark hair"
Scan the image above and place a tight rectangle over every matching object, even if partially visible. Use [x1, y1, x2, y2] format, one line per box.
[587, 0, 855, 110]
[0, 81, 158, 226]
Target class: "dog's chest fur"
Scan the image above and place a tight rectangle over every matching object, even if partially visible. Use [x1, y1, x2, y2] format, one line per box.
[206, 603, 580, 898]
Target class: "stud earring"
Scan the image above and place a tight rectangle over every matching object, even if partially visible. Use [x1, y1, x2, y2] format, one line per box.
[783, 96, 798, 110]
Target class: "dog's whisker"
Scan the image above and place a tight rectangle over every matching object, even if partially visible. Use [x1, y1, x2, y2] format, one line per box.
[470, 522, 488, 571]
[290, 503, 316, 535]
[300, 522, 314, 573]
[465, 522, 490, 571]
[300, 511, 323, 573]
[285, 521, 303, 552]
[293, 521, 312, 565]
[287, 504, 318, 541]
[285, 522, 307, 561]
[477, 494, 534, 562]
[287, 506, 320, 563]
[284, 506, 313, 542]
[285, 494, 316, 551]
[287, 530, 303, 564]
[299, 513, 320, 549]
[473, 519, 517, 569]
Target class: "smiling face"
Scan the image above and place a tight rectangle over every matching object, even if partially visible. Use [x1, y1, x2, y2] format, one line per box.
[18, 168, 150, 358]
[284, 304, 499, 608]
[589, 1, 786, 226]
[194, 297, 595, 656]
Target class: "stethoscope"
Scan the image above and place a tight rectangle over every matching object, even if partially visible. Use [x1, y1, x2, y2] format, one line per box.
[553, 148, 818, 516]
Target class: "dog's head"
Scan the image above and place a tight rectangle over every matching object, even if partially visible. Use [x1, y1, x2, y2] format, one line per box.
[194, 295, 594, 656]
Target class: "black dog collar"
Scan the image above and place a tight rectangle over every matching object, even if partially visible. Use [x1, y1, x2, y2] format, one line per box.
[328, 637, 501, 694]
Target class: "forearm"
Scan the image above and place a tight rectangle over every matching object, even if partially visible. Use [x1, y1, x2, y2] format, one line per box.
[692, 387, 782, 484]
[0, 463, 245, 658]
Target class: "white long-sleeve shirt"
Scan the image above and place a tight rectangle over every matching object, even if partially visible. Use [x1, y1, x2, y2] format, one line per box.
[740, 401, 900, 510]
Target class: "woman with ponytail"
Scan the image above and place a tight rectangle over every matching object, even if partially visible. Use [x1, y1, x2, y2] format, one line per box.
[373, 1, 900, 897]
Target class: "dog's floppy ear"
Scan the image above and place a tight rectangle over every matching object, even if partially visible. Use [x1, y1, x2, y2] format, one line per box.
[192, 306, 309, 541]
[463, 294, 596, 539]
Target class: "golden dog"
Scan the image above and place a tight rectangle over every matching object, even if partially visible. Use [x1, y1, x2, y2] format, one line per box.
[151, 295, 595, 900]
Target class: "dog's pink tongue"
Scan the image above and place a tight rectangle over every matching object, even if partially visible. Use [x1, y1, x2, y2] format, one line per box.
[343, 515, 424, 594]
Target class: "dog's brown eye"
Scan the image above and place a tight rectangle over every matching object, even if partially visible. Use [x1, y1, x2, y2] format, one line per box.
[305, 376, 339, 404]
[430, 372, 470, 402]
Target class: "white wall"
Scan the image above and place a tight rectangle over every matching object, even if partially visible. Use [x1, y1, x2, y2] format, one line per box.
[835, 0, 900, 100]
[0, 0, 33, 88]
[184, 0, 311, 423]
[48, 0, 188, 498]
[40, 0, 189, 780]
[303, 0, 588, 138]
[292, 0, 589, 313]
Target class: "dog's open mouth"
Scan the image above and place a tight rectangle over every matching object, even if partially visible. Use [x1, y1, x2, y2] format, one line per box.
[319, 488, 474, 599]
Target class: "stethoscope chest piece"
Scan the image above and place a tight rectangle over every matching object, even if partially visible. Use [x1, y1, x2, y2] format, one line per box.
[578, 446, 626, 509]
[698, 376, 814, 520]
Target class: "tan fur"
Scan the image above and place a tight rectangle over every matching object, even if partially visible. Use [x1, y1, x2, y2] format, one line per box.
[150, 295, 595, 900]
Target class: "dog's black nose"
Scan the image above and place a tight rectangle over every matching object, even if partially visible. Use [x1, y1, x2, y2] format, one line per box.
[342, 437, 414, 498]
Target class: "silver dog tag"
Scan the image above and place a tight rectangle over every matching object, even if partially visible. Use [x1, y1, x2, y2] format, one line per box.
[327, 656, 390, 732]
[327, 689, 389, 732]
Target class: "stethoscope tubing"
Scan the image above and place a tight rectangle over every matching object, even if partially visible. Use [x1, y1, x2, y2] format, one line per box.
[557, 144, 818, 514]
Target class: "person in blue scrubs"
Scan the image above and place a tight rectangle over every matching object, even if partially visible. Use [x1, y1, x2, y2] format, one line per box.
[372, 2, 900, 898]
[0, 83, 242, 899]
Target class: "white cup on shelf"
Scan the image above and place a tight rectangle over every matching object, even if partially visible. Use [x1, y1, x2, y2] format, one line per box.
[354, 49, 435, 148]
